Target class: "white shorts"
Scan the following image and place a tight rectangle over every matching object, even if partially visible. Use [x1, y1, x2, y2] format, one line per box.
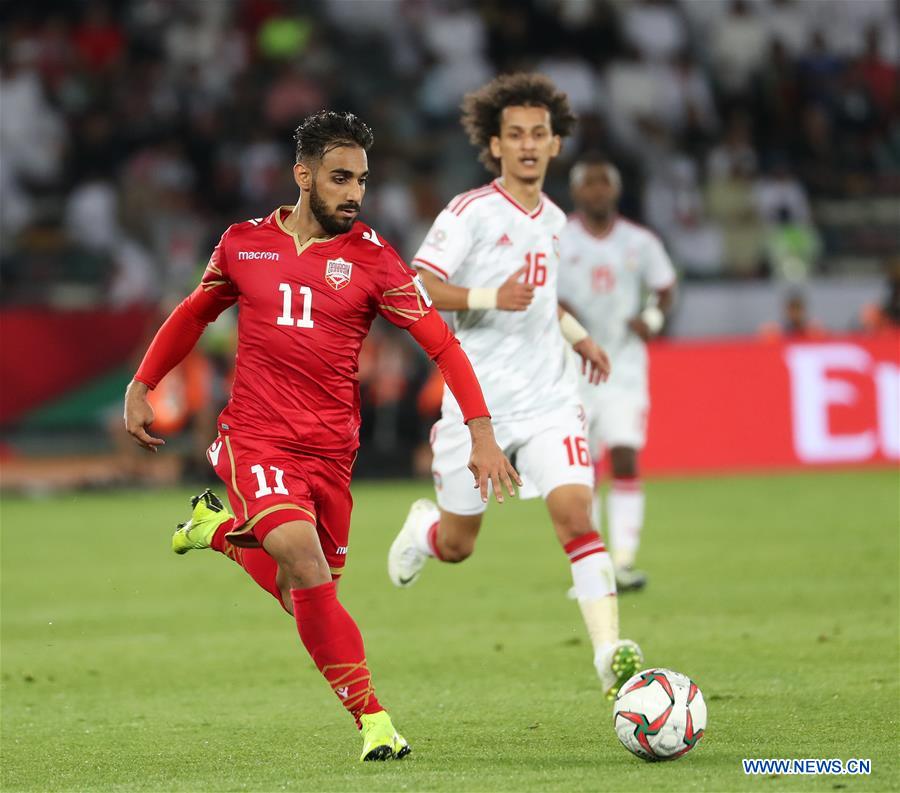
[430, 404, 595, 516]
[581, 385, 649, 453]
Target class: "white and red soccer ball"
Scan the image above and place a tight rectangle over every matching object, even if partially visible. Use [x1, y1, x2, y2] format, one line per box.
[613, 668, 707, 761]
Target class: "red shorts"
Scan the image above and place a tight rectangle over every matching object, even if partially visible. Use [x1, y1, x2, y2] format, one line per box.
[206, 432, 356, 578]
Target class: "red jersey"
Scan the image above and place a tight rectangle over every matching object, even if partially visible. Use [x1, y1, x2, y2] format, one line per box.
[199, 207, 435, 457]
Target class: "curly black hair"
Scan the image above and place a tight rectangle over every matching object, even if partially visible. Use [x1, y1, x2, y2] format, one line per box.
[293, 111, 374, 164]
[461, 73, 577, 175]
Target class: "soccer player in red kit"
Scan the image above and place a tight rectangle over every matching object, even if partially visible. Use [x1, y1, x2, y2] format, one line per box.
[123, 111, 520, 761]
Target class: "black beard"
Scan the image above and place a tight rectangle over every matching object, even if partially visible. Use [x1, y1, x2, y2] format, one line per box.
[309, 184, 356, 235]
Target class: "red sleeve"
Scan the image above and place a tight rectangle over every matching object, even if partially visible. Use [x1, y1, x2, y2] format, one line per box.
[375, 244, 433, 328]
[406, 311, 490, 423]
[134, 233, 238, 389]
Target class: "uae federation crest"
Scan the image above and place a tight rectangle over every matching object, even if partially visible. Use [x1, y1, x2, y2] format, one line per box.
[325, 257, 353, 290]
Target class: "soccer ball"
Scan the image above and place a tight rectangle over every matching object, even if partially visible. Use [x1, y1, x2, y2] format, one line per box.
[613, 668, 706, 761]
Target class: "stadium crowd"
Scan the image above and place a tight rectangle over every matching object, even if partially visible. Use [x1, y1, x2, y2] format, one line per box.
[2, 0, 899, 304]
[1, 0, 898, 479]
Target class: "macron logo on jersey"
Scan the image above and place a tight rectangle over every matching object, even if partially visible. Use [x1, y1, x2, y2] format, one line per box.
[362, 229, 384, 247]
[238, 251, 280, 261]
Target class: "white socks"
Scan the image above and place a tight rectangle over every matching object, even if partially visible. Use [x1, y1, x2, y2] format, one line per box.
[607, 480, 644, 569]
[566, 533, 619, 651]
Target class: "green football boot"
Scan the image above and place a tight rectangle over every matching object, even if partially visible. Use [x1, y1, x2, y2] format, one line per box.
[359, 711, 411, 761]
[596, 639, 644, 700]
[172, 489, 233, 555]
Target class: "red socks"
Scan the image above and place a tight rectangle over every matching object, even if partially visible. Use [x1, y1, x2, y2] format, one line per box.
[211, 525, 381, 725]
[564, 531, 607, 563]
[426, 520, 445, 560]
[290, 583, 382, 725]
[212, 521, 285, 610]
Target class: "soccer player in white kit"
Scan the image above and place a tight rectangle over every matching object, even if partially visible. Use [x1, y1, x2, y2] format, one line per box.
[558, 154, 677, 591]
[387, 74, 644, 699]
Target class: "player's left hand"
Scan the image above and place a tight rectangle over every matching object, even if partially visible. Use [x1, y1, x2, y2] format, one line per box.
[466, 418, 522, 503]
[627, 316, 653, 342]
[573, 337, 611, 385]
[123, 380, 166, 452]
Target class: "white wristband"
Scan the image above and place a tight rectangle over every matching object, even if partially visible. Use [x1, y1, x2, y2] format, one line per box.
[467, 287, 498, 310]
[559, 311, 589, 345]
[640, 305, 665, 335]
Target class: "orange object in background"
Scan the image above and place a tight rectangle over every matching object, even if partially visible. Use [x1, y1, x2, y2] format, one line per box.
[146, 351, 212, 435]
[417, 368, 445, 418]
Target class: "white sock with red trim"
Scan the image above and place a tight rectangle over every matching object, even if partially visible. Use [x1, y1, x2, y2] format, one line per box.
[608, 478, 644, 569]
[565, 532, 619, 652]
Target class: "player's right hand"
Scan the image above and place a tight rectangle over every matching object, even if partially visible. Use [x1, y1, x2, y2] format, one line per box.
[466, 418, 522, 503]
[497, 264, 535, 311]
[124, 380, 166, 453]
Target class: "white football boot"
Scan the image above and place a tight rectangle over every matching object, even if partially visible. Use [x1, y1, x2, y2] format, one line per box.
[388, 498, 440, 587]
[615, 566, 648, 593]
[595, 639, 644, 700]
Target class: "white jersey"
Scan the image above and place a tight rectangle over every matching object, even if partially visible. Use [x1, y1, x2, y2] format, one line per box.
[413, 179, 578, 421]
[558, 215, 676, 395]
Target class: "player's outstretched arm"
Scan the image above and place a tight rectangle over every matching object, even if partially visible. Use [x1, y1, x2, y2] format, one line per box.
[557, 305, 611, 385]
[405, 311, 521, 503]
[415, 267, 534, 312]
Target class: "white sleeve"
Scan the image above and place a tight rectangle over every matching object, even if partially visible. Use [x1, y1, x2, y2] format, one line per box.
[642, 233, 677, 291]
[411, 209, 472, 282]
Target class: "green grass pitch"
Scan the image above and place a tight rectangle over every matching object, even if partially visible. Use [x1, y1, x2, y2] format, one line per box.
[2, 469, 897, 792]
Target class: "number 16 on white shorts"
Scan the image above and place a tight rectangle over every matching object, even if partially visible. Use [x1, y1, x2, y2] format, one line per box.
[430, 404, 595, 515]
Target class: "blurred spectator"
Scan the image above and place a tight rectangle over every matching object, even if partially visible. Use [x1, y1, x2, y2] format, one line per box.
[753, 158, 812, 225]
[763, 0, 812, 57]
[792, 104, 843, 196]
[753, 39, 801, 152]
[826, 0, 899, 61]
[763, 206, 823, 282]
[860, 257, 900, 331]
[0, 42, 66, 188]
[706, 152, 765, 278]
[759, 291, 828, 339]
[798, 29, 845, 107]
[418, 2, 492, 119]
[707, 111, 758, 179]
[72, 1, 125, 73]
[644, 156, 724, 278]
[710, 0, 769, 97]
[605, 46, 660, 154]
[64, 180, 157, 306]
[537, 45, 599, 115]
[620, 0, 688, 63]
[656, 50, 719, 143]
[858, 27, 898, 119]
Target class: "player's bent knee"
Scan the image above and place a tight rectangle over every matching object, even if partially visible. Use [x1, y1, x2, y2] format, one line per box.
[262, 519, 331, 588]
[277, 555, 332, 588]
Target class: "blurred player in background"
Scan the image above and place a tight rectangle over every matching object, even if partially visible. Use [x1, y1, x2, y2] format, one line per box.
[388, 74, 644, 699]
[558, 154, 677, 592]
[123, 111, 519, 761]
